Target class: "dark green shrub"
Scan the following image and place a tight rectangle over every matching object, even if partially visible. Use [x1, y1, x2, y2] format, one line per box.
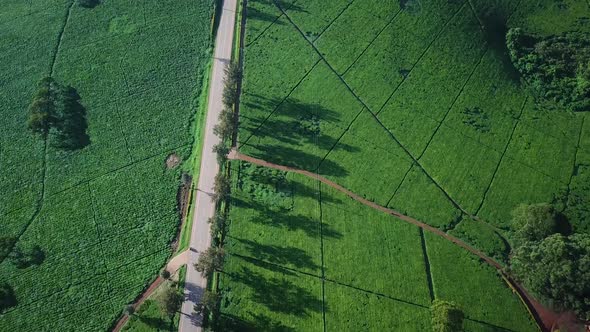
[431, 300, 464, 332]
[511, 233, 590, 321]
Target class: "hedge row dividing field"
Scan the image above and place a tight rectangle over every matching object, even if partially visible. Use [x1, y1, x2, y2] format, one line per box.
[219, 161, 536, 330]
[0, 0, 213, 330]
[230, 0, 590, 329]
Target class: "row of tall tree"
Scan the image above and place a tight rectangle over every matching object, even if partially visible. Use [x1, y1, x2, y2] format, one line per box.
[193, 62, 242, 325]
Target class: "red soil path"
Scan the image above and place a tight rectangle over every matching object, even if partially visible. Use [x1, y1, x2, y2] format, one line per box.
[111, 252, 188, 332]
[228, 149, 561, 332]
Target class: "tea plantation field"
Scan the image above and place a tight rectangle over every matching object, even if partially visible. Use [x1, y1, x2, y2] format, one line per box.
[219, 162, 536, 331]
[223, 0, 590, 330]
[0, 0, 212, 330]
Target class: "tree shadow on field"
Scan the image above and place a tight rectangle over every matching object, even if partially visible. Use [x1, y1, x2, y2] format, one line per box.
[224, 265, 323, 317]
[477, 3, 521, 83]
[239, 96, 359, 177]
[231, 196, 342, 240]
[78, 0, 100, 9]
[54, 87, 90, 150]
[247, 0, 306, 24]
[137, 316, 171, 330]
[228, 236, 320, 271]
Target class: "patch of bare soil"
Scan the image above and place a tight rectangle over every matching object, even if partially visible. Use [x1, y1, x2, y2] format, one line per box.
[165, 153, 181, 169]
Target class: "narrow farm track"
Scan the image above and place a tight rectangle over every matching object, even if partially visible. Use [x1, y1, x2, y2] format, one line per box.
[111, 251, 188, 332]
[228, 149, 556, 331]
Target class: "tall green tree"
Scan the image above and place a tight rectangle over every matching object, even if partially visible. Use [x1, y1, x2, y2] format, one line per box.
[194, 290, 221, 315]
[224, 62, 242, 88]
[27, 78, 58, 137]
[27, 78, 89, 149]
[212, 173, 230, 202]
[511, 233, 590, 321]
[511, 203, 559, 243]
[193, 247, 225, 278]
[160, 287, 183, 318]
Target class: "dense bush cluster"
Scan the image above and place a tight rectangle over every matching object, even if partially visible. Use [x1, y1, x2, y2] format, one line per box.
[510, 203, 590, 321]
[507, 28, 590, 112]
[27, 77, 89, 150]
[511, 233, 590, 321]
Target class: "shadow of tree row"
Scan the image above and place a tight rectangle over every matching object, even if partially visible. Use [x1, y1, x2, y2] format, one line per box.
[228, 236, 321, 271]
[240, 94, 359, 177]
[218, 262, 323, 331]
[231, 194, 342, 240]
[247, 0, 307, 26]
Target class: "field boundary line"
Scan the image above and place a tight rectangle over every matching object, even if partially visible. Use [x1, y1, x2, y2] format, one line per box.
[3, 248, 169, 315]
[384, 164, 415, 207]
[474, 97, 528, 216]
[434, 116, 567, 184]
[466, 0, 485, 29]
[228, 252, 430, 310]
[229, 149, 548, 331]
[6, 212, 176, 283]
[111, 102, 136, 163]
[416, 47, 488, 160]
[324, 276, 429, 310]
[562, 116, 585, 209]
[44, 142, 191, 199]
[238, 58, 322, 147]
[273, 0, 480, 221]
[318, 183, 327, 332]
[374, 1, 469, 115]
[314, 106, 365, 171]
[312, 0, 357, 43]
[418, 228, 435, 302]
[86, 182, 118, 322]
[339, 6, 403, 76]
[0, 0, 76, 265]
[466, 317, 517, 332]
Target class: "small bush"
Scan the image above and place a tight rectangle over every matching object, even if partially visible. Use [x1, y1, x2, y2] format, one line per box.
[431, 300, 464, 332]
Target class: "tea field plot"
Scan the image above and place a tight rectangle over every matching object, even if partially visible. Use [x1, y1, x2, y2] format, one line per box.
[0, 0, 212, 330]
[231, 0, 590, 329]
[219, 162, 536, 330]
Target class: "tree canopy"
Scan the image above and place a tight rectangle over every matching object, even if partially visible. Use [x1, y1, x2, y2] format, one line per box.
[511, 203, 559, 243]
[430, 299, 464, 332]
[160, 287, 183, 318]
[27, 77, 89, 150]
[511, 233, 590, 321]
[507, 28, 590, 112]
[194, 247, 225, 278]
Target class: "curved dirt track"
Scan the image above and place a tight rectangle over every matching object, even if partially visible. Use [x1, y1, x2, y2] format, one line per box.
[228, 149, 556, 331]
[111, 251, 188, 332]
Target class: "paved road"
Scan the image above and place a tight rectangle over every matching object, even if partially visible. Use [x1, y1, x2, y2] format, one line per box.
[178, 0, 237, 331]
